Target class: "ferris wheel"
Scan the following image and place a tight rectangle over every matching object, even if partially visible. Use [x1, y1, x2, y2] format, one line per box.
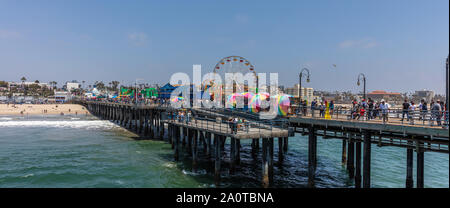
[205, 56, 258, 93]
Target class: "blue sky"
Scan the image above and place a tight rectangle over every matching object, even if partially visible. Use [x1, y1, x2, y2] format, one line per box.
[0, 0, 448, 94]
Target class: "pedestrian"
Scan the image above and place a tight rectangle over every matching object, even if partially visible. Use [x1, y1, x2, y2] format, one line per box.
[431, 100, 442, 126]
[380, 99, 389, 124]
[409, 101, 415, 125]
[401, 99, 410, 122]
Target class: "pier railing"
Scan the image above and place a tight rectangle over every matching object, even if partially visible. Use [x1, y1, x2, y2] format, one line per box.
[166, 108, 289, 137]
[293, 106, 449, 128]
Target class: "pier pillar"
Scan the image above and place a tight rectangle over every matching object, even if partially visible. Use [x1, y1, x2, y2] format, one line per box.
[251, 139, 259, 158]
[174, 126, 180, 161]
[182, 127, 186, 147]
[236, 139, 241, 165]
[262, 138, 271, 188]
[206, 132, 212, 158]
[355, 135, 361, 188]
[355, 135, 362, 188]
[283, 137, 288, 153]
[192, 130, 198, 172]
[144, 111, 149, 137]
[134, 109, 138, 132]
[363, 131, 372, 188]
[347, 134, 355, 179]
[406, 140, 414, 188]
[416, 141, 424, 188]
[342, 139, 347, 166]
[214, 134, 222, 186]
[268, 138, 274, 186]
[230, 137, 236, 174]
[308, 127, 317, 188]
[278, 137, 284, 164]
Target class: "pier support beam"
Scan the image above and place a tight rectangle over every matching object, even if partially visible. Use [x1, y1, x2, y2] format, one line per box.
[406, 141, 414, 188]
[355, 135, 362, 188]
[342, 139, 347, 166]
[416, 142, 424, 188]
[363, 131, 372, 188]
[347, 134, 355, 179]
[308, 127, 317, 188]
[192, 130, 198, 172]
[236, 139, 241, 165]
[174, 126, 180, 161]
[262, 138, 274, 188]
[283, 137, 288, 153]
[206, 132, 212, 158]
[214, 134, 221, 186]
[278, 137, 284, 164]
[230, 137, 236, 174]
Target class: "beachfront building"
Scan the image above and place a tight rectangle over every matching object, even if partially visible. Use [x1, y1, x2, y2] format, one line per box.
[285, 84, 317, 102]
[413, 89, 435, 103]
[7, 82, 50, 89]
[367, 90, 403, 103]
[66, 82, 81, 92]
[53, 91, 72, 103]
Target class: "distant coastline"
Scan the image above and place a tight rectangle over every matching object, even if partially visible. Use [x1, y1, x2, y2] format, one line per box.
[0, 104, 90, 116]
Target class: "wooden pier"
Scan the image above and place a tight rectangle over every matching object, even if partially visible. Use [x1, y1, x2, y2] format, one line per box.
[79, 101, 449, 188]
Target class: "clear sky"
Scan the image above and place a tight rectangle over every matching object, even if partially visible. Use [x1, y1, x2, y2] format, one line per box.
[0, 0, 448, 94]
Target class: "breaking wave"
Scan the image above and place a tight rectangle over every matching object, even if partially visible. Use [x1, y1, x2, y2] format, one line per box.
[0, 120, 120, 130]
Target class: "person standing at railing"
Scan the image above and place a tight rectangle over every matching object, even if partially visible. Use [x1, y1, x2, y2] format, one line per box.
[430, 100, 442, 126]
[311, 99, 317, 117]
[302, 99, 308, 116]
[401, 99, 410, 123]
[380, 99, 389, 124]
[329, 100, 334, 117]
[368, 99, 374, 120]
[408, 101, 416, 125]
[319, 102, 325, 117]
[418, 99, 428, 121]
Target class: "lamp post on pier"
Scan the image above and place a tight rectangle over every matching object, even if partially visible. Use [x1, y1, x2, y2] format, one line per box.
[357, 73, 366, 101]
[298, 68, 310, 105]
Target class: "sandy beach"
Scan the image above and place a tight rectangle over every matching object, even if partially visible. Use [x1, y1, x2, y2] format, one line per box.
[0, 104, 90, 116]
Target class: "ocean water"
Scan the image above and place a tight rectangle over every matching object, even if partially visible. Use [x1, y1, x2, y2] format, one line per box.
[0, 115, 448, 188]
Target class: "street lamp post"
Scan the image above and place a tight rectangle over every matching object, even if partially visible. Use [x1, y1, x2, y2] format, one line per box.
[357, 73, 366, 100]
[135, 78, 143, 105]
[299, 68, 310, 105]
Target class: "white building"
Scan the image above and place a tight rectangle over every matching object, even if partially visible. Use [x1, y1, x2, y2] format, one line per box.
[8, 82, 49, 89]
[285, 84, 317, 102]
[414, 90, 435, 102]
[66, 82, 81, 92]
[54, 91, 71, 103]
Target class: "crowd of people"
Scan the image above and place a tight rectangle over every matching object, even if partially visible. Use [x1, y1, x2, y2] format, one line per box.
[296, 97, 448, 127]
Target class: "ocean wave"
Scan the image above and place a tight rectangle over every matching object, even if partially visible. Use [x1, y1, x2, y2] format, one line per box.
[0, 117, 13, 120]
[0, 120, 120, 130]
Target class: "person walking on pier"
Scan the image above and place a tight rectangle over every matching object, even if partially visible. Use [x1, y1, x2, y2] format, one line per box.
[431, 100, 442, 126]
[380, 99, 390, 124]
[311, 99, 317, 117]
[409, 101, 416, 125]
[368, 99, 374, 120]
[401, 99, 410, 123]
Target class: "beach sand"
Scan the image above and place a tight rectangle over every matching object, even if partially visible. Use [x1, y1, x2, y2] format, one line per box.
[0, 104, 90, 116]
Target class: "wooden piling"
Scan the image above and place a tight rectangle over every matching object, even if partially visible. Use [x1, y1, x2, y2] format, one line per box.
[355, 136, 362, 188]
[192, 130, 198, 172]
[406, 140, 414, 188]
[308, 127, 316, 188]
[283, 137, 288, 153]
[262, 138, 270, 188]
[174, 126, 180, 161]
[363, 131, 371, 188]
[417, 141, 424, 188]
[214, 134, 221, 186]
[278, 137, 284, 164]
[347, 134, 355, 179]
[230, 137, 236, 174]
[342, 139, 347, 166]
